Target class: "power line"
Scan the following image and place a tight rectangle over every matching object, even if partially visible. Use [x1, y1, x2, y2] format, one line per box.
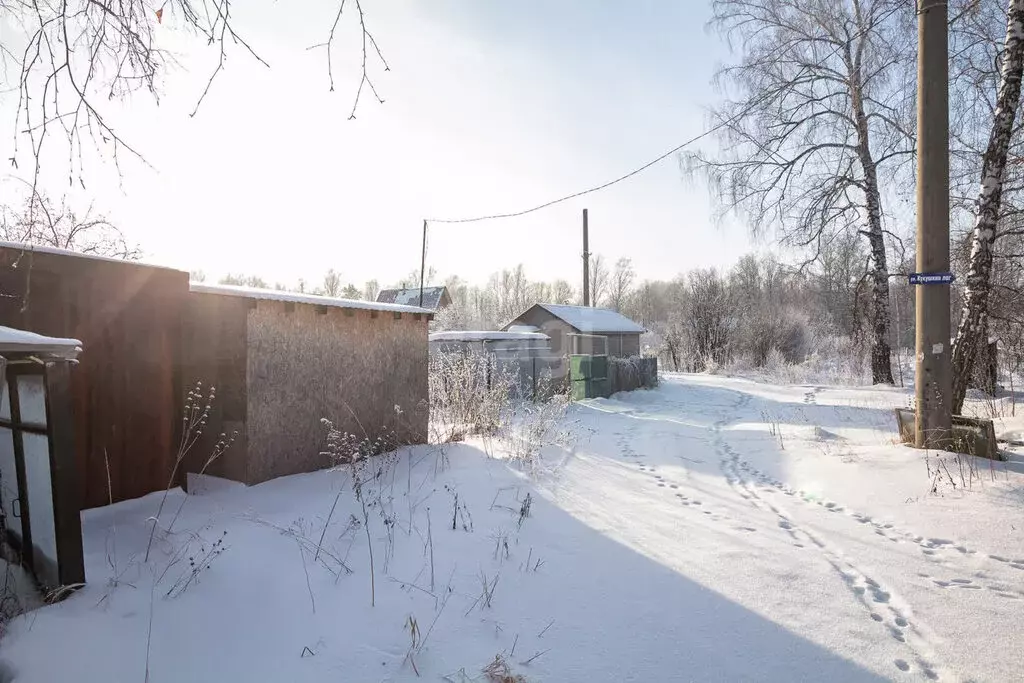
[423, 38, 864, 227]
[424, 132, 710, 225]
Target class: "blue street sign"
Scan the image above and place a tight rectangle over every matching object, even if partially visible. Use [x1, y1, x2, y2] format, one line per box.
[908, 272, 955, 285]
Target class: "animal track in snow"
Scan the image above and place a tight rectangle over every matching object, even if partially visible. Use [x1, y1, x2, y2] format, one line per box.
[718, 430, 1014, 575]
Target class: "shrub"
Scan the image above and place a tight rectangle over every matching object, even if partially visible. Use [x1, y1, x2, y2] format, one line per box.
[428, 350, 514, 443]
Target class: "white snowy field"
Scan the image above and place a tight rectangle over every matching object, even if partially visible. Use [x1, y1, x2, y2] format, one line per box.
[1, 374, 1022, 682]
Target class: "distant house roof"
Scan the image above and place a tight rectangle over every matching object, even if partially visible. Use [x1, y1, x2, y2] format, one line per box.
[509, 304, 646, 334]
[0, 325, 82, 360]
[376, 286, 451, 311]
[191, 283, 432, 315]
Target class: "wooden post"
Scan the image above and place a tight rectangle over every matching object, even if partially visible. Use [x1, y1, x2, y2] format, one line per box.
[582, 209, 590, 307]
[44, 361, 84, 587]
[532, 357, 538, 401]
[419, 220, 428, 308]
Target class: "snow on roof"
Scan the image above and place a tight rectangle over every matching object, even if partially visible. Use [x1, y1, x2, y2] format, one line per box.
[429, 330, 550, 343]
[507, 324, 541, 334]
[376, 286, 449, 310]
[0, 326, 82, 360]
[191, 283, 432, 315]
[534, 304, 646, 334]
[0, 240, 179, 272]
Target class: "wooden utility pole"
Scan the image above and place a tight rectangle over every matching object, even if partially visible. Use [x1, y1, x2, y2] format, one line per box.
[582, 209, 590, 307]
[914, 0, 952, 449]
[419, 219, 427, 308]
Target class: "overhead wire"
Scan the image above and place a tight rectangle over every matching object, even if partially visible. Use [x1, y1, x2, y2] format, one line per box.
[422, 37, 865, 227]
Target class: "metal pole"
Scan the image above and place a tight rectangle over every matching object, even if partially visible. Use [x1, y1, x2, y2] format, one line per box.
[419, 219, 427, 308]
[582, 209, 590, 307]
[914, 0, 951, 449]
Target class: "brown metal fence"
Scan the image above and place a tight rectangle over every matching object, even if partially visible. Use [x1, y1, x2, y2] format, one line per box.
[0, 246, 188, 508]
[608, 357, 659, 395]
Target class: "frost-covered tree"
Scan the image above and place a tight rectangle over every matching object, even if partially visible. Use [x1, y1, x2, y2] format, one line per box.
[686, 269, 731, 369]
[609, 257, 635, 313]
[691, 0, 917, 384]
[551, 280, 576, 305]
[220, 273, 268, 288]
[1, 190, 139, 259]
[588, 254, 610, 307]
[322, 269, 344, 297]
[950, 0, 1024, 413]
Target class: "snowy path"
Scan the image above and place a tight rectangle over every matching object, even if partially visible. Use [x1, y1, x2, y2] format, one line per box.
[2, 374, 1022, 682]
[547, 375, 1024, 683]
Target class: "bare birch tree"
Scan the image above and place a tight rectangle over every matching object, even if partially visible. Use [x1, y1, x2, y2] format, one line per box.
[551, 279, 575, 305]
[363, 279, 380, 302]
[1, 1, 388, 190]
[691, 0, 916, 384]
[950, 0, 1024, 413]
[322, 269, 344, 297]
[588, 254, 610, 307]
[609, 257, 635, 312]
[1, 189, 139, 258]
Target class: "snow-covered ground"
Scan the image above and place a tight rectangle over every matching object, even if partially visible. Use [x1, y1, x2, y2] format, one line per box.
[2, 374, 1022, 682]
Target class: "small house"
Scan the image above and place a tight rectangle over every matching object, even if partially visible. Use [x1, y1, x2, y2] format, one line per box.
[185, 284, 430, 486]
[376, 286, 452, 312]
[503, 304, 646, 359]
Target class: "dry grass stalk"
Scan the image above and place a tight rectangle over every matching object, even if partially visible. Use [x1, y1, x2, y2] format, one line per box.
[482, 654, 526, 683]
[145, 381, 216, 563]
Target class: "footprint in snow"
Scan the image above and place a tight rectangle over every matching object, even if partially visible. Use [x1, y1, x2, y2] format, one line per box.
[894, 659, 910, 672]
[895, 617, 908, 628]
[870, 613, 883, 622]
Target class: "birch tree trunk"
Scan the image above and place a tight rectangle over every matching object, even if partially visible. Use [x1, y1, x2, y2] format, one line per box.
[851, 84, 895, 385]
[847, 10, 895, 385]
[951, 0, 1024, 415]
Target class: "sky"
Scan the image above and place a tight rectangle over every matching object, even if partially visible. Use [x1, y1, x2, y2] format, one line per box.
[2, 0, 757, 290]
